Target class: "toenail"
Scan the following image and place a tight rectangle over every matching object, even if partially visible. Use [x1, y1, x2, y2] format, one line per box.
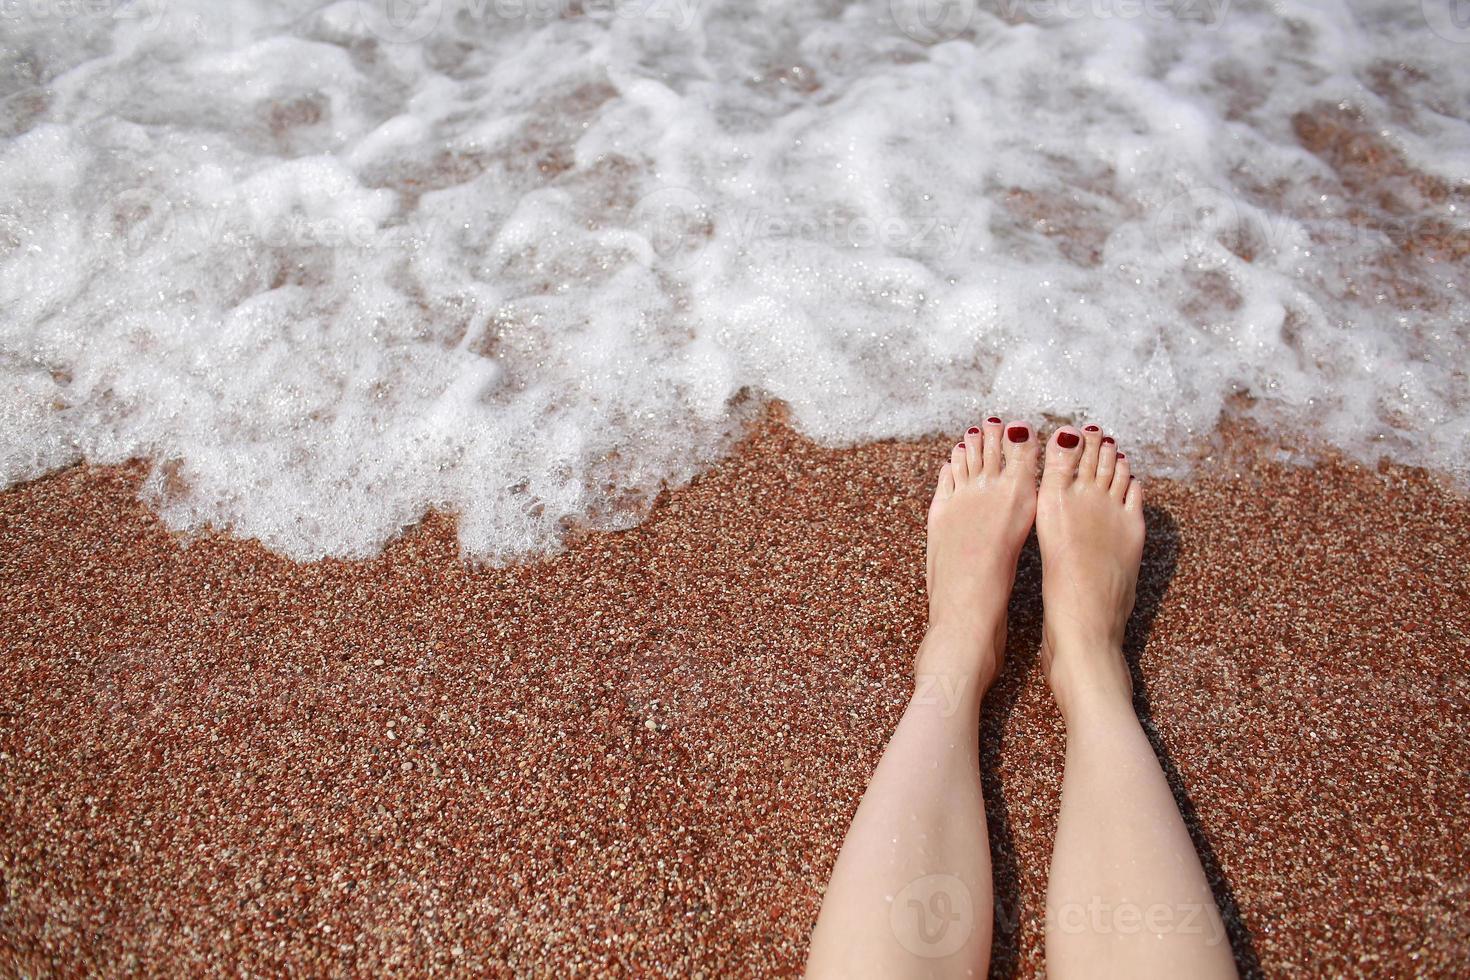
[987, 416, 1002, 424]
[957, 442, 965, 449]
[1102, 436, 1115, 445]
[1117, 452, 1125, 459]
[1006, 426, 1028, 443]
[967, 426, 980, 434]
[1084, 424, 1099, 432]
[1057, 431, 1080, 449]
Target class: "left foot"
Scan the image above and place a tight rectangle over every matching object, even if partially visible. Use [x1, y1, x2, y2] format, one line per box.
[917, 418, 1040, 689]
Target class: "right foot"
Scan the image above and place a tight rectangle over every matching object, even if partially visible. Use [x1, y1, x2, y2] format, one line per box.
[1036, 424, 1145, 720]
[917, 417, 1039, 690]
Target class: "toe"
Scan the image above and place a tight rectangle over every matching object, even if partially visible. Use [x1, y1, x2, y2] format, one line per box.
[964, 425, 982, 475]
[1078, 424, 1103, 481]
[1125, 475, 1143, 511]
[1096, 435, 1118, 487]
[1001, 420, 1038, 479]
[1044, 426, 1083, 486]
[935, 460, 955, 500]
[981, 416, 1004, 475]
[1110, 453, 1130, 501]
[950, 440, 970, 484]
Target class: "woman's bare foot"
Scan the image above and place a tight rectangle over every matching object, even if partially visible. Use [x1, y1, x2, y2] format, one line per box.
[1036, 424, 1145, 721]
[808, 418, 1036, 979]
[1037, 427, 1238, 980]
[917, 417, 1040, 692]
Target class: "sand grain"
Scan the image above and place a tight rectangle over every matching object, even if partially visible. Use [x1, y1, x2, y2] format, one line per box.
[1, 422, 1467, 976]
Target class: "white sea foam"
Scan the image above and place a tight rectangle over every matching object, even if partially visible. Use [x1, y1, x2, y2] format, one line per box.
[1, 0, 1467, 558]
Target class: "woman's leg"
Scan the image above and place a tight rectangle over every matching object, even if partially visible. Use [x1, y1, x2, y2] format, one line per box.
[1035, 425, 1237, 980]
[807, 419, 1039, 979]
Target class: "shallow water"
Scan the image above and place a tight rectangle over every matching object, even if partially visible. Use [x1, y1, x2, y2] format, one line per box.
[2, 0, 1467, 559]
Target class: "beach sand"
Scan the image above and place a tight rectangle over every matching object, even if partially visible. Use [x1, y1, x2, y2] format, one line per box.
[2, 419, 1467, 976]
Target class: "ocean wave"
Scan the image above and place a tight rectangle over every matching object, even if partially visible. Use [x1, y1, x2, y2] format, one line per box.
[2, 0, 1467, 558]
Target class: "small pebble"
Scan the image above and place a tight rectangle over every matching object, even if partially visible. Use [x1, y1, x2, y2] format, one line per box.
[1, 421, 1465, 976]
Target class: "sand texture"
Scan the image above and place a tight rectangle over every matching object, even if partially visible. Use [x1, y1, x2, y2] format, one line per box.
[2, 421, 1468, 976]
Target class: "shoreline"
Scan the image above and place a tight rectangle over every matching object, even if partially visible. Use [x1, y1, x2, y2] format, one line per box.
[2, 421, 1467, 975]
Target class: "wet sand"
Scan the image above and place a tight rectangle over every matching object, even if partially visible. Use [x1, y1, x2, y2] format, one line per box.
[1, 420, 1467, 976]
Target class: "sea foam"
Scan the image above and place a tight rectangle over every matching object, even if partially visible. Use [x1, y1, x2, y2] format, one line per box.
[2, 0, 1467, 558]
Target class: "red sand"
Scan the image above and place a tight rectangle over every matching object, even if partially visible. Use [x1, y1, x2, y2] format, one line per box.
[2, 422, 1468, 976]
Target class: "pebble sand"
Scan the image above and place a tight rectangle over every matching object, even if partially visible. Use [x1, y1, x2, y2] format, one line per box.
[2, 421, 1467, 975]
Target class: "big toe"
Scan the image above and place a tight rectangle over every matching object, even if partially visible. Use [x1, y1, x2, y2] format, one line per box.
[1001, 421, 1039, 484]
[1043, 426, 1084, 488]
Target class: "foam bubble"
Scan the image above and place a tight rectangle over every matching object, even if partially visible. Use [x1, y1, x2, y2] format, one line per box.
[1, 0, 1467, 558]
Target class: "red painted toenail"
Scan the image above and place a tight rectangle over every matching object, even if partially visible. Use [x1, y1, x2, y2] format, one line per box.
[1084, 424, 1100, 432]
[967, 426, 980, 434]
[1057, 431, 1080, 449]
[987, 416, 1002, 424]
[1117, 452, 1126, 459]
[1102, 436, 1115, 445]
[957, 442, 965, 449]
[1006, 426, 1028, 443]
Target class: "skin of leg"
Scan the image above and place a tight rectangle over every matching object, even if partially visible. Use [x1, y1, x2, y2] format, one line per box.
[807, 419, 1038, 980]
[804, 669, 995, 979]
[1037, 426, 1237, 980]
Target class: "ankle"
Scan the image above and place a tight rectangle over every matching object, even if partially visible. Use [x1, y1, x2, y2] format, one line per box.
[1056, 683, 1136, 731]
[1044, 638, 1134, 724]
[924, 607, 1006, 653]
[914, 622, 1003, 694]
